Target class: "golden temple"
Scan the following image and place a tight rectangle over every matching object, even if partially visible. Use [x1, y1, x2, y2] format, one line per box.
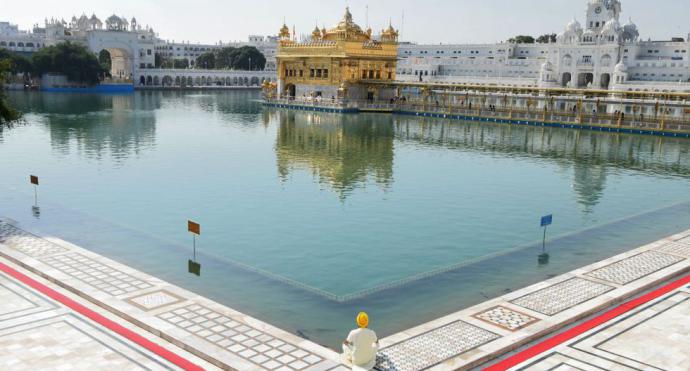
[274, 7, 399, 101]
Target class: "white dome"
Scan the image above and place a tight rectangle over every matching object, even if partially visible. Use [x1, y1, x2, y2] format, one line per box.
[566, 18, 582, 34]
[583, 29, 597, 37]
[602, 19, 621, 33]
[622, 18, 639, 42]
[106, 15, 122, 24]
[614, 62, 628, 73]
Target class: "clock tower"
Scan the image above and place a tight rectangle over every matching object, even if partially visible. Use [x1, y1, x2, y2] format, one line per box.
[586, 0, 609, 31]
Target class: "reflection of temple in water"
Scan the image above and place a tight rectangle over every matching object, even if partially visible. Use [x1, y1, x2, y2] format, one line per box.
[271, 110, 394, 198]
[393, 117, 690, 211]
[9, 92, 160, 162]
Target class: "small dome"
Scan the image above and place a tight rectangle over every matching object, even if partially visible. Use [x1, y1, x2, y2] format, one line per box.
[566, 18, 582, 34]
[541, 61, 554, 71]
[621, 18, 639, 42]
[106, 14, 122, 23]
[602, 19, 621, 33]
[614, 62, 628, 73]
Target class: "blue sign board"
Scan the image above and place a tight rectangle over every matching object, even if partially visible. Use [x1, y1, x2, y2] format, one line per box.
[541, 214, 553, 227]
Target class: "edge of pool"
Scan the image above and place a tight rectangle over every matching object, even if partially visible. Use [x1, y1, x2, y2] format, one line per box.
[2, 216, 690, 371]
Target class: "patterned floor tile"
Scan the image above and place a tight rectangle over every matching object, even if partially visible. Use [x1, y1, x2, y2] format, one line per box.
[0, 274, 57, 322]
[376, 320, 500, 371]
[40, 253, 152, 296]
[473, 306, 539, 331]
[157, 303, 322, 369]
[657, 242, 690, 258]
[585, 251, 684, 285]
[0, 313, 173, 370]
[0, 222, 67, 258]
[126, 290, 185, 311]
[511, 278, 614, 316]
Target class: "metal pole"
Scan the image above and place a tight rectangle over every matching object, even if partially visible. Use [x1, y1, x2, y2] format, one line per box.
[542, 226, 547, 254]
[193, 234, 196, 261]
[34, 185, 37, 206]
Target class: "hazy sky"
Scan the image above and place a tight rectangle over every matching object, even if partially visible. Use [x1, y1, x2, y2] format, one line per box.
[4, 0, 689, 45]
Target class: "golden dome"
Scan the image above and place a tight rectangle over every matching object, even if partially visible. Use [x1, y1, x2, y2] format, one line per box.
[380, 21, 399, 42]
[312, 25, 322, 40]
[279, 23, 290, 39]
[322, 7, 370, 42]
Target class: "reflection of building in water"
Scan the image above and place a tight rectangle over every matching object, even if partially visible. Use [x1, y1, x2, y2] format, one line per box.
[393, 117, 690, 210]
[9, 92, 159, 161]
[272, 110, 394, 197]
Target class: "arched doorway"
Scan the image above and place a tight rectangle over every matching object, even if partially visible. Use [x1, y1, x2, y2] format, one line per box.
[285, 84, 296, 98]
[600, 73, 611, 89]
[561, 72, 572, 87]
[98, 48, 133, 82]
[578, 73, 594, 88]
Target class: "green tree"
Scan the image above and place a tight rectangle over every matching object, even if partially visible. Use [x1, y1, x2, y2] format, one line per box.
[215, 47, 236, 69]
[229, 46, 266, 70]
[0, 59, 21, 127]
[173, 58, 189, 69]
[32, 42, 104, 85]
[508, 35, 536, 44]
[536, 34, 557, 43]
[196, 52, 215, 69]
[99, 50, 112, 75]
[0, 48, 33, 75]
[155, 52, 173, 68]
[195, 46, 266, 70]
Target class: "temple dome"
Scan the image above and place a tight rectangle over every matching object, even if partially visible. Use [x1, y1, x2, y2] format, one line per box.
[322, 7, 370, 42]
[614, 62, 628, 73]
[566, 18, 582, 34]
[602, 18, 621, 33]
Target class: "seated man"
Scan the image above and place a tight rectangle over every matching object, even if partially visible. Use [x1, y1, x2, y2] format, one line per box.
[342, 312, 379, 371]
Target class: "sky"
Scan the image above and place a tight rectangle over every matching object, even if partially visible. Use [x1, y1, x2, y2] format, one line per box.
[3, 0, 689, 45]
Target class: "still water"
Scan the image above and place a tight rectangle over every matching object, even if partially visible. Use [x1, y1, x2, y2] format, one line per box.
[2, 90, 690, 348]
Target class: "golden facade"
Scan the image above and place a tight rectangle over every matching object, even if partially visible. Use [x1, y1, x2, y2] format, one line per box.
[275, 8, 399, 100]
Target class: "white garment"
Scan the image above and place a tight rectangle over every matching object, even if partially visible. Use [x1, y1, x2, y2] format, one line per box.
[342, 328, 378, 370]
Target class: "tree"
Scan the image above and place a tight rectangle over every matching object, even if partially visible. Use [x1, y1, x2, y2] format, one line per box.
[215, 47, 236, 69]
[32, 42, 105, 85]
[536, 34, 557, 43]
[155, 52, 173, 68]
[230, 46, 266, 70]
[99, 50, 112, 76]
[0, 59, 21, 127]
[507, 35, 535, 44]
[173, 58, 189, 69]
[196, 46, 266, 70]
[196, 52, 216, 69]
[0, 48, 33, 75]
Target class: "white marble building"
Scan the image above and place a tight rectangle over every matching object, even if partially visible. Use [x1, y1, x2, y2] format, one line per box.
[0, 14, 277, 86]
[397, 0, 690, 93]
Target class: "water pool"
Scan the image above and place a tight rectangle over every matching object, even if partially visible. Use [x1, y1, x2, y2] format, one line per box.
[2, 90, 690, 348]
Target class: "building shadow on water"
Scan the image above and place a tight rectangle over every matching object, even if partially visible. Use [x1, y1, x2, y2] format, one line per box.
[271, 109, 395, 200]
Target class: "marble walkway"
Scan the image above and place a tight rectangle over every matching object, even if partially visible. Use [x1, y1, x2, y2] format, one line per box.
[0, 220, 342, 371]
[2, 217, 690, 371]
[493, 273, 690, 370]
[374, 230, 690, 370]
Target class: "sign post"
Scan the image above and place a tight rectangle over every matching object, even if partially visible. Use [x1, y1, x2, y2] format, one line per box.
[30, 175, 39, 205]
[539, 214, 553, 265]
[187, 220, 201, 276]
